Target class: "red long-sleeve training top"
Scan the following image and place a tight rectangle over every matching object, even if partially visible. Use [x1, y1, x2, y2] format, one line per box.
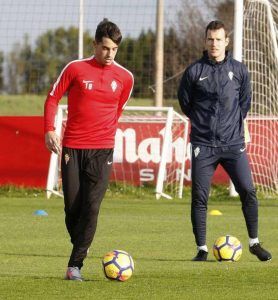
[44, 56, 134, 149]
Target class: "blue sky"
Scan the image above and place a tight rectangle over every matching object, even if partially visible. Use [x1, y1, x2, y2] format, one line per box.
[0, 0, 186, 53]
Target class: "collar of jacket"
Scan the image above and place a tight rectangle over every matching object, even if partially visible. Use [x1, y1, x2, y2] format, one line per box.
[202, 50, 231, 66]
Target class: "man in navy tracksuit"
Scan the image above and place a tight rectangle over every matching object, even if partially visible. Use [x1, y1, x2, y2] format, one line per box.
[178, 20, 271, 261]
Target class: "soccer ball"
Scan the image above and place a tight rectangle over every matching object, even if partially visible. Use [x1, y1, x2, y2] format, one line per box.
[213, 235, 242, 262]
[102, 250, 134, 281]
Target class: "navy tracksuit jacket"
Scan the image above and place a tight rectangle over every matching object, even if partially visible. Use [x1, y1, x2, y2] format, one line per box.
[178, 51, 258, 246]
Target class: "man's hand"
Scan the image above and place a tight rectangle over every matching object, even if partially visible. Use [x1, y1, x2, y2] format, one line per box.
[244, 119, 251, 144]
[45, 131, 61, 155]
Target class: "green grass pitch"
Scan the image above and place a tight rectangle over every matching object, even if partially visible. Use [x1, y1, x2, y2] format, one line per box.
[0, 186, 277, 299]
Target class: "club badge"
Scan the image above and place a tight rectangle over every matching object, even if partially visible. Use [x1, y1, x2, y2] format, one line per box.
[111, 80, 117, 92]
[194, 147, 200, 158]
[65, 154, 70, 165]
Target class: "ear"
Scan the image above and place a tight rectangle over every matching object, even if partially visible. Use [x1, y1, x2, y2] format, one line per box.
[225, 37, 229, 47]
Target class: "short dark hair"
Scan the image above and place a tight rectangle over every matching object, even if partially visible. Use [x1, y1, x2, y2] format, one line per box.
[205, 20, 228, 38]
[95, 18, 122, 45]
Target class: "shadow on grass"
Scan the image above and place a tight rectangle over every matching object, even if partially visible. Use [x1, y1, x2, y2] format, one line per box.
[0, 252, 68, 258]
[133, 256, 216, 263]
[0, 274, 60, 280]
[1, 251, 217, 264]
[0, 273, 104, 282]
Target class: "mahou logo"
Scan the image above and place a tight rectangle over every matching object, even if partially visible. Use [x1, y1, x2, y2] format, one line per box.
[113, 127, 190, 164]
[112, 125, 192, 183]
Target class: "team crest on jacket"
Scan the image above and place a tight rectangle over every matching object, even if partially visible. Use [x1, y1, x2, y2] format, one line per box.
[111, 80, 118, 92]
[228, 71, 234, 81]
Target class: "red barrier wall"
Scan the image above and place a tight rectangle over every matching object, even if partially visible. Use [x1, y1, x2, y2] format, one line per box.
[111, 122, 229, 185]
[0, 116, 228, 188]
[0, 117, 50, 187]
[1, 116, 277, 189]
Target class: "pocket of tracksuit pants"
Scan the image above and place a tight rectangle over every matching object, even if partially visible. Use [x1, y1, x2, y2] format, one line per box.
[191, 145, 214, 161]
[226, 143, 246, 159]
[84, 150, 113, 183]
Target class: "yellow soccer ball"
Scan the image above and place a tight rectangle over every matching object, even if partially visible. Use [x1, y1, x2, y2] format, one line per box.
[213, 235, 242, 262]
[102, 250, 134, 281]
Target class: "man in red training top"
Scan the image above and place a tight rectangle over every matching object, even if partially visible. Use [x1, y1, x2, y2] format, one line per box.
[44, 19, 134, 281]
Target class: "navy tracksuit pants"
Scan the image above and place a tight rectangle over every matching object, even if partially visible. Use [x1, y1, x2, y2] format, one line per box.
[191, 143, 258, 246]
[61, 147, 113, 269]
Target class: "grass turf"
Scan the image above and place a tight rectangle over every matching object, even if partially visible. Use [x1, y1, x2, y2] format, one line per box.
[0, 187, 277, 299]
[0, 94, 179, 116]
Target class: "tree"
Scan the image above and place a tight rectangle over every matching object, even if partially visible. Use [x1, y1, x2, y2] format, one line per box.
[174, 0, 235, 61]
[7, 27, 93, 94]
[116, 29, 156, 99]
[0, 51, 3, 92]
[205, 0, 234, 49]
[165, 0, 234, 100]
[163, 27, 184, 99]
[33, 26, 93, 93]
[6, 35, 33, 94]
[211, 0, 234, 30]
[159, 1, 210, 101]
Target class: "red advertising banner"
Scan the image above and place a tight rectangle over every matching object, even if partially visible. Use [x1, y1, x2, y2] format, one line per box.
[111, 121, 228, 186]
[0, 117, 50, 187]
[0, 116, 277, 189]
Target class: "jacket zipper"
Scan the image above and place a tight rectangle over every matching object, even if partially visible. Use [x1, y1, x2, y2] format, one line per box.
[213, 65, 220, 147]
